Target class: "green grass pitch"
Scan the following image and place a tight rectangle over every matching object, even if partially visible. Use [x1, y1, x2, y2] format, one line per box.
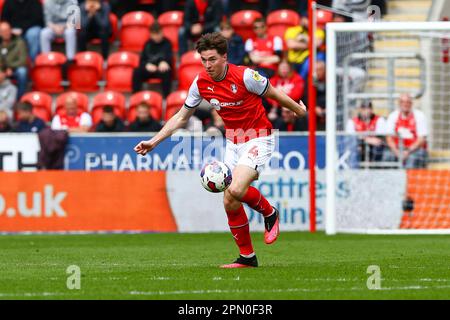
[0, 231, 449, 299]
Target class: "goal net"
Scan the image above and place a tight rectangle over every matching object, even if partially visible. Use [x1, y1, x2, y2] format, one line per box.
[325, 22, 450, 234]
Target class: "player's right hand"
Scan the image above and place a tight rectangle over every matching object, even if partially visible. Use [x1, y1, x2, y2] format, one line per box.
[134, 140, 154, 156]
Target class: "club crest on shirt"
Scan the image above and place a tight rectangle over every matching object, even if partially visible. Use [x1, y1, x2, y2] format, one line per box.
[230, 83, 237, 94]
[252, 71, 264, 82]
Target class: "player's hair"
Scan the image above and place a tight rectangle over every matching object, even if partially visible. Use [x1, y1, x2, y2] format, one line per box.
[15, 102, 33, 112]
[195, 32, 228, 56]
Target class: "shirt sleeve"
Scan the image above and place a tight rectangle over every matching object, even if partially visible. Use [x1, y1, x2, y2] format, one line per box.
[184, 76, 202, 109]
[345, 119, 355, 133]
[80, 113, 93, 127]
[273, 36, 283, 51]
[385, 111, 397, 135]
[244, 38, 253, 53]
[243, 68, 270, 96]
[51, 115, 63, 130]
[415, 110, 428, 137]
[375, 117, 386, 135]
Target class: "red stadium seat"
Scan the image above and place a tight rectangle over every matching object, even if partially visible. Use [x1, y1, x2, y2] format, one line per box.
[128, 91, 163, 122]
[178, 51, 203, 90]
[105, 51, 139, 92]
[119, 11, 155, 51]
[67, 51, 104, 92]
[55, 92, 90, 115]
[31, 52, 67, 93]
[20, 91, 53, 122]
[90, 13, 119, 44]
[158, 10, 184, 53]
[92, 91, 126, 124]
[230, 10, 263, 41]
[267, 9, 301, 39]
[316, 9, 333, 28]
[165, 90, 188, 120]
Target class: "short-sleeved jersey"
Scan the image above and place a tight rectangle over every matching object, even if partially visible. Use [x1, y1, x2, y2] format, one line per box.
[245, 36, 283, 71]
[184, 64, 273, 143]
[385, 109, 427, 148]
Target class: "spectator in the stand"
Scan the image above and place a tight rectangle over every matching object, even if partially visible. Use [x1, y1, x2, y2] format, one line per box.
[95, 105, 125, 132]
[297, 29, 326, 80]
[302, 60, 326, 131]
[51, 92, 92, 132]
[40, 0, 78, 62]
[272, 108, 308, 132]
[1, 0, 44, 62]
[245, 18, 283, 79]
[383, 93, 428, 168]
[0, 65, 17, 118]
[178, 0, 223, 56]
[128, 102, 162, 132]
[0, 22, 29, 99]
[267, 60, 304, 122]
[13, 102, 47, 133]
[132, 23, 173, 98]
[219, 20, 245, 65]
[0, 109, 12, 132]
[284, 24, 308, 71]
[346, 100, 386, 162]
[78, 0, 111, 60]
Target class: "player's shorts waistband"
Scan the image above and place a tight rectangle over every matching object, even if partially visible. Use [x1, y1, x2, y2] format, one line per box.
[225, 128, 273, 144]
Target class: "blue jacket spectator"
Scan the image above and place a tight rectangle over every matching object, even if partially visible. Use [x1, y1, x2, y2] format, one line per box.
[13, 102, 47, 133]
[220, 20, 245, 65]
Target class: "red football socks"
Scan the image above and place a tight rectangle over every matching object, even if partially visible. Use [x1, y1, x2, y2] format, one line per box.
[225, 205, 254, 256]
[240, 186, 274, 217]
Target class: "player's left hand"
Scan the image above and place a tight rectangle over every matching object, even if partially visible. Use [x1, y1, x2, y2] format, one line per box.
[296, 100, 307, 117]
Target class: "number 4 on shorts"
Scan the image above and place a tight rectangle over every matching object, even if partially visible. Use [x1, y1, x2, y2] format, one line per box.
[248, 146, 259, 158]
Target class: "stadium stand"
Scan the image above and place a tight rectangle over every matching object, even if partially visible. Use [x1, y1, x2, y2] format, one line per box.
[230, 10, 263, 41]
[119, 11, 155, 52]
[31, 52, 67, 93]
[105, 51, 140, 92]
[267, 9, 301, 39]
[178, 51, 203, 90]
[67, 51, 104, 92]
[165, 90, 187, 120]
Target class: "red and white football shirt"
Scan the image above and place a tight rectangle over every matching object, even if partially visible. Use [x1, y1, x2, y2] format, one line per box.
[385, 109, 427, 148]
[244, 36, 283, 71]
[184, 63, 273, 143]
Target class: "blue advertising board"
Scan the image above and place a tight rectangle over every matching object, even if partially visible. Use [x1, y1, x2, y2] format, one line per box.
[64, 133, 330, 171]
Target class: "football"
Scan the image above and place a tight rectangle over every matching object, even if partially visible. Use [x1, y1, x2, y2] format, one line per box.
[200, 161, 232, 193]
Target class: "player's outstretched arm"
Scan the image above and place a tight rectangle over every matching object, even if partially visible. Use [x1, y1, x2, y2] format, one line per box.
[134, 106, 196, 155]
[263, 83, 307, 118]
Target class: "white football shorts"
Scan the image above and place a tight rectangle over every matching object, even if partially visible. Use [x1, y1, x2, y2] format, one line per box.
[224, 134, 275, 175]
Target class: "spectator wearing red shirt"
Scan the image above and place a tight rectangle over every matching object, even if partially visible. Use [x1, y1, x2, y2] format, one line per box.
[245, 18, 283, 79]
[51, 93, 92, 133]
[267, 60, 304, 122]
[383, 93, 428, 168]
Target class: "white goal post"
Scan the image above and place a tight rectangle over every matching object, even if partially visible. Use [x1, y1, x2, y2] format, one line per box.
[325, 22, 450, 235]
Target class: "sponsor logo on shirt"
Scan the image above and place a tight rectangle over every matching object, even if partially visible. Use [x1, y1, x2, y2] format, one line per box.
[209, 98, 244, 111]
